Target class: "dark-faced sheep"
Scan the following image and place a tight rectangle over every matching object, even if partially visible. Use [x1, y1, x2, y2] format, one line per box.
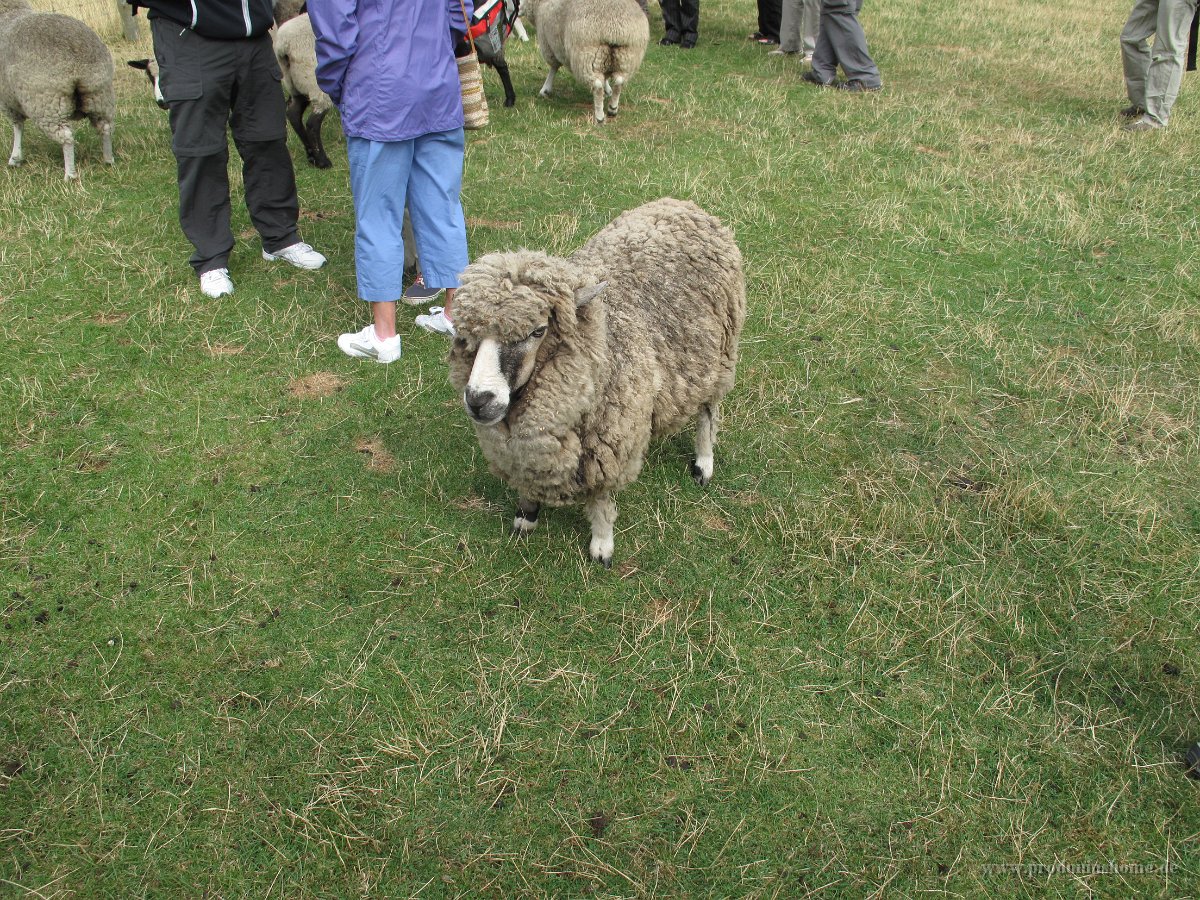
[448, 198, 746, 567]
[0, 0, 115, 180]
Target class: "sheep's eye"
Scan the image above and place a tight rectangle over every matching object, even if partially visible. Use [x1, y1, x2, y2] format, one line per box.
[530, 325, 547, 339]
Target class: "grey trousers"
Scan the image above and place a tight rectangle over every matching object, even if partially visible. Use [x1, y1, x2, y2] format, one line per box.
[1121, 0, 1199, 125]
[811, 0, 881, 88]
[151, 18, 301, 275]
[779, 0, 820, 55]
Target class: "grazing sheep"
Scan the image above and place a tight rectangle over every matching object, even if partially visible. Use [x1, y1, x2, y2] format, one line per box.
[523, 0, 648, 123]
[272, 0, 306, 26]
[126, 58, 166, 109]
[273, 13, 333, 169]
[448, 198, 746, 567]
[0, 0, 114, 180]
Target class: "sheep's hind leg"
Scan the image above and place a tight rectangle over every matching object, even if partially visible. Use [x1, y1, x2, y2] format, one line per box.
[590, 79, 606, 123]
[690, 402, 717, 486]
[7, 119, 23, 167]
[513, 499, 541, 537]
[605, 76, 625, 117]
[97, 120, 114, 165]
[52, 124, 77, 180]
[538, 63, 559, 98]
[585, 493, 618, 568]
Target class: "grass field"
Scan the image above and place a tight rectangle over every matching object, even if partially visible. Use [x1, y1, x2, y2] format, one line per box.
[2, 0, 1199, 896]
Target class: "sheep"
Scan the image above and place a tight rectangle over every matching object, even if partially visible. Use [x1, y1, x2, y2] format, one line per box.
[522, 0, 648, 123]
[447, 198, 746, 567]
[272, 13, 333, 169]
[126, 58, 166, 109]
[0, 0, 114, 180]
[272, 0, 306, 26]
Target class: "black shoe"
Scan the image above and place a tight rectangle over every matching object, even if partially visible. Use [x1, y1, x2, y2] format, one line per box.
[836, 79, 882, 93]
[1119, 104, 1146, 119]
[802, 70, 834, 87]
[680, 38, 696, 49]
[659, 36, 679, 46]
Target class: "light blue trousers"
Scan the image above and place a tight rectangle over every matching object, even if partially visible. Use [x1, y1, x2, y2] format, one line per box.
[346, 130, 469, 303]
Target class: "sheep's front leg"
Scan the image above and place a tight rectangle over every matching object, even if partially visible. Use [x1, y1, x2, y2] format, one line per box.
[690, 402, 717, 486]
[305, 109, 331, 169]
[7, 119, 23, 167]
[585, 492, 617, 568]
[513, 498, 541, 536]
[538, 63, 559, 98]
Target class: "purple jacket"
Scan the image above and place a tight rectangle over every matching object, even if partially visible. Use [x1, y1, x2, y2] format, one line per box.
[309, 0, 472, 142]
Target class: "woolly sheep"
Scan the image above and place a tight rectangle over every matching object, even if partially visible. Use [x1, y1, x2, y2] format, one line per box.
[0, 0, 114, 180]
[273, 13, 333, 169]
[523, 0, 648, 123]
[448, 198, 746, 567]
[272, 0, 306, 26]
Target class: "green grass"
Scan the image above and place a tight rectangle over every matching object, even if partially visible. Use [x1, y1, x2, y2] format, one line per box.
[2, 0, 1199, 896]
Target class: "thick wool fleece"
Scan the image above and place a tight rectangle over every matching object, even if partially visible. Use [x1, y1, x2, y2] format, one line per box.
[449, 197, 746, 509]
[525, 0, 648, 94]
[274, 15, 333, 119]
[0, 0, 114, 139]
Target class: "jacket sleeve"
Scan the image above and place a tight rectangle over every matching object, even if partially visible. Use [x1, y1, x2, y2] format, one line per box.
[448, 0, 472, 38]
[307, 0, 359, 107]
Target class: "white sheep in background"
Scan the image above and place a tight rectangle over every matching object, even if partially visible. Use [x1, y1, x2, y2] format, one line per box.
[272, 13, 333, 169]
[522, 0, 649, 123]
[448, 198, 746, 567]
[0, 0, 114, 180]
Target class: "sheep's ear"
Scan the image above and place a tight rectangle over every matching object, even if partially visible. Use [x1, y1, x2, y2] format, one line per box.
[128, 59, 151, 70]
[575, 281, 608, 308]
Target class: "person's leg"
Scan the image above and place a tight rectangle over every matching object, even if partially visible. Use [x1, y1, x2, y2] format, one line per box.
[150, 19, 238, 276]
[809, 0, 838, 82]
[820, 0, 881, 88]
[1121, 0, 1163, 110]
[660, 0, 682, 43]
[406, 128, 469, 327]
[757, 0, 781, 41]
[1142, 0, 1198, 124]
[230, 34, 301, 253]
[777, 0, 801, 52]
[679, 0, 700, 45]
[801, 0, 821, 55]
[347, 136, 413, 338]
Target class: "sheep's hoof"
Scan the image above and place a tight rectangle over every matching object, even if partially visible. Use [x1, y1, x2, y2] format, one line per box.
[605, 109, 617, 118]
[589, 537, 614, 568]
[690, 459, 712, 487]
[311, 156, 332, 169]
[512, 516, 537, 537]
[503, 97, 516, 108]
[7, 157, 22, 167]
[538, 88, 551, 99]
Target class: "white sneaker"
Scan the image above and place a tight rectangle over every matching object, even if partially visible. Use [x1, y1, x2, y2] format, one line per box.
[337, 324, 401, 363]
[414, 306, 455, 336]
[199, 268, 234, 298]
[263, 241, 327, 270]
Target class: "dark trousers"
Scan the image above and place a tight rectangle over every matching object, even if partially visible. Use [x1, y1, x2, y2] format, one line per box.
[151, 18, 300, 275]
[811, 0, 881, 87]
[661, 0, 700, 42]
[757, 0, 782, 40]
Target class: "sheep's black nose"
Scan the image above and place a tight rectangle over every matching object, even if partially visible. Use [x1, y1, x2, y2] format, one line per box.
[466, 390, 495, 418]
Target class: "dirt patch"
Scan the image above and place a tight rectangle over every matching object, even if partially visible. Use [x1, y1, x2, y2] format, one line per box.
[355, 437, 395, 473]
[288, 372, 348, 399]
[204, 341, 246, 357]
[92, 312, 127, 325]
[467, 217, 521, 230]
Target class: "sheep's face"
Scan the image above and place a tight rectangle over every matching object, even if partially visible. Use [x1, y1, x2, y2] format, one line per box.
[453, 320, 551, 426]
[127, 59, 167, 109]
